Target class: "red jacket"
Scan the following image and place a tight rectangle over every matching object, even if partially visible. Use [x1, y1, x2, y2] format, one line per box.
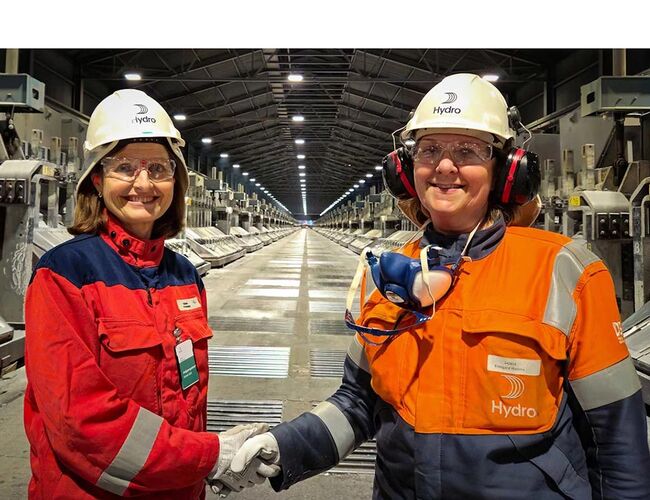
[24, 215, 219, 499]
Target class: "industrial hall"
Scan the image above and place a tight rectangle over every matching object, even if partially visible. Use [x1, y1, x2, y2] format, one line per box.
[1, 44, 650, 499]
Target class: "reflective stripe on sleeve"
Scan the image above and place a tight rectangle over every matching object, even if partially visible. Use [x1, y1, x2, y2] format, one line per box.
[96, 407, 164, 495]
[347, 335, 370, 373]
[310, 401, 356, 461]
[569, 356, 642, 410]
[543, 240, 600, 336]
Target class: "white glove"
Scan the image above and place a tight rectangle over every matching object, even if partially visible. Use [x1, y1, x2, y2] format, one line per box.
[209, 457, 270, 497]
[210, 423, 270, 480]
[230, 432, 281, 477]
[210, 432, 281, 496]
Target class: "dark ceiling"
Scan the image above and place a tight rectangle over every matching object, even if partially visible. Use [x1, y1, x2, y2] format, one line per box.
[50, 49, 578, 217]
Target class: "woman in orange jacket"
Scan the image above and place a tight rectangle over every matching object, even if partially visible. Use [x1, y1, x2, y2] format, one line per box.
[226, 73, 650, 499]
[23, 89, 270, 499]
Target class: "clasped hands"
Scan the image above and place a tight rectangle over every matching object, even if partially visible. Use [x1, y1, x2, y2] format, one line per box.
[208, 423, 281, 497]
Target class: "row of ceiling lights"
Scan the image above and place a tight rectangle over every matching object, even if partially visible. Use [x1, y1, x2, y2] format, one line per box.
[124, 69, 498, 218]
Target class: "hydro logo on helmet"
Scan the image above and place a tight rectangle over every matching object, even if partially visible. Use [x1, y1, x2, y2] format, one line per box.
[132, 103, 157, 125]
[403, 72, 515, 146]
[76, 89, 188, 196]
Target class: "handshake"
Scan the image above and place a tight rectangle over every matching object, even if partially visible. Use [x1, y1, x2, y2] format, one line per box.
[208, 423, 281, 497]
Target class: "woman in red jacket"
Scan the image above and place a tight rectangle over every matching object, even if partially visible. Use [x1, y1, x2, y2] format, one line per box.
[23, 89, 268, 499]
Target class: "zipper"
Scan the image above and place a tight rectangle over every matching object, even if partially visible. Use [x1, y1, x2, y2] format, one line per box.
[146, 288, 153, 306]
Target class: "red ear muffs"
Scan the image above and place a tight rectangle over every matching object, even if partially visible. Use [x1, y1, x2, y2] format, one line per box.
[382, 147, 417, 200]
[493, 147, 540, 205]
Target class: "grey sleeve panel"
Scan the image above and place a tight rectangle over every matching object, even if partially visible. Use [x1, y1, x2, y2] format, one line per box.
[347, 335, 370, 373]
[569, 356, 642, 411]
[543, 240, 601, 337]
[96, 407, 163, 495]
[310, 401, 356, 460]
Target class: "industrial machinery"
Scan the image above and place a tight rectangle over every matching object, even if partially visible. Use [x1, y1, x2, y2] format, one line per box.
[349, 193, 383, 254]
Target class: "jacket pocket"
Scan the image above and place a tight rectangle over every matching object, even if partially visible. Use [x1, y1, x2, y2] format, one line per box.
[461, 310, 567, 433]
[97, 318, 163, 411]
[509, 434, 591, 499]
[173, 311, 213, 425]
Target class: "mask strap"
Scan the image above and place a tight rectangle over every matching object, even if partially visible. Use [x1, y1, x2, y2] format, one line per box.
[346, 247, 371, 313]
[419, 245, 436, 308]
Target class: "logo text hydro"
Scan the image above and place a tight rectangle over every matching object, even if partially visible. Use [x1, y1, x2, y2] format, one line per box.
[432, 106, 461, 115]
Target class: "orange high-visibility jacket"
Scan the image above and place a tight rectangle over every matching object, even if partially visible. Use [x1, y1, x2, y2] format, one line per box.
[270, 221, 650, 499]
[24, 215, 219, 499]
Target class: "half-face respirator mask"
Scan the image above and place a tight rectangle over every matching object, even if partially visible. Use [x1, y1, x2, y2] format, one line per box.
[345, 222, 481, 343]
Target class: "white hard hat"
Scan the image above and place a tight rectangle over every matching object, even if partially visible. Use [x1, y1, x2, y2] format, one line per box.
[77, 89, 188, 195]
[402, 73, 515, 147]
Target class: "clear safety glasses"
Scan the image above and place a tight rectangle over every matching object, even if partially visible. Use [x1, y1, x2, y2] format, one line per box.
[412, 140, 493, 167]
[101, 157, 176, 183]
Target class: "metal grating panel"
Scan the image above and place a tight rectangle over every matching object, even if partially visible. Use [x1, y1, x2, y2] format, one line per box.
[239, 288, 299, 298]
[207, 399, 284, 433]
[221, 299, 297, 312]
[208, 346, 290, 378]
[309, 273, 355, 279]
[310, 349, 346, 378]
[245, 279, 301, 287]
[309, 301, 345, 314]
[309, 319, 350, 336]
[209, 317, 294, 334]
[309, 289, 349, 299]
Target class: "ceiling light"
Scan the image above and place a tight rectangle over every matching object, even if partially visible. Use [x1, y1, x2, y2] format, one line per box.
[300, 179, 306, 183]
[482, 74, 499, 82]
[288, 74, 303, 82]
[365, 173, 373, 178]
[201, 137, 212, 144]
[297, 154, 305, 159]
[255, 183, 260, 187]
[242, 172, 249, 176]
[299, 173, 306, 177]
[292, 115, 305, 122]
[359, 180, 365, 184]
[220, 153, 229, 158]
[173, 114, 186, 121]
[250, 178, 256, 182]
[374, 165, 383, 171]
[124, 73, 141, 81]
[298, 165, 306, 170]
[295, 139, 305, 145]
[232, 164, 240, 169]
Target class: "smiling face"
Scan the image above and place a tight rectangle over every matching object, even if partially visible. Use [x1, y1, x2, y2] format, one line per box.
[92, 142, 175, 240]
[413, 133, 495, 234]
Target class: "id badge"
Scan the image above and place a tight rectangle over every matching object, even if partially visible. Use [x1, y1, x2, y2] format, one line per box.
[175, 339, 199, 390]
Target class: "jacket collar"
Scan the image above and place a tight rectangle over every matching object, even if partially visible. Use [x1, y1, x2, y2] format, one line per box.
[420, 214, 506, 265]
[100, 212, 165, 267]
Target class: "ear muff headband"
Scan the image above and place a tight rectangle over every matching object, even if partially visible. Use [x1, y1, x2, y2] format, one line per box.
[501, 148, 526, 204]
[392, 150, 417, 198]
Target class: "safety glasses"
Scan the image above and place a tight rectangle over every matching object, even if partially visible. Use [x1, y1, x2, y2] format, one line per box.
[413, 140, 492, 166]
[101, 157, 176, 183]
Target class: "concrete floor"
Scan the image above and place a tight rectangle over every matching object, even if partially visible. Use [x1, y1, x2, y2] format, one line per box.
[0, 228, 375, 499]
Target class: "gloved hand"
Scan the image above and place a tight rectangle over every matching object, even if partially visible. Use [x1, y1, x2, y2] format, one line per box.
[230, 432, 281, 476]
[209, 432, 281, 497]
[210, 423, 270, 482]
